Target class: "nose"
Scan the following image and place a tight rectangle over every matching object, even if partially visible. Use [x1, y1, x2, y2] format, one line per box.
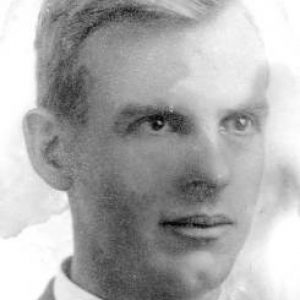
[177, 135, 231, 200]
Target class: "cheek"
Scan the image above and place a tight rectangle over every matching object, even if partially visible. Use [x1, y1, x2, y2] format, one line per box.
[230, 144, 265, 220]
[244, 147, 264, 186]
[111, 140, 182, 195]
[231, 135, 265, 185]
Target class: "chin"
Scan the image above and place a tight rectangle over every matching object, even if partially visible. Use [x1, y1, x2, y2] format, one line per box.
[144, 249, 236, 300]
[184, 257, 234, 295]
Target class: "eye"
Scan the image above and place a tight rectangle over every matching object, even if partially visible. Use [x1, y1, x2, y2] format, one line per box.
[147, 115, 167, 131]
[127, 112, 190, 136]
[131, 114, 171, 135]
[221, 114, 257, 136]
[231, 115, 252, 131]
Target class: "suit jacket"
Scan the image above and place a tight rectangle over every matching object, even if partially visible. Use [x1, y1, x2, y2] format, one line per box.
[38, 279, 55, 300]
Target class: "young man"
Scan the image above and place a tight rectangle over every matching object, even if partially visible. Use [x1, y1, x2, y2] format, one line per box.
[23, 0, 269, 299]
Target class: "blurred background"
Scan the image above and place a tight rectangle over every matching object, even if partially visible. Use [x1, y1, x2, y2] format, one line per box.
[1, 0, 300, 299]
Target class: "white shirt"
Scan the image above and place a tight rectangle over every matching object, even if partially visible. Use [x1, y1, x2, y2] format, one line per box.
[54, 258, 102, 300]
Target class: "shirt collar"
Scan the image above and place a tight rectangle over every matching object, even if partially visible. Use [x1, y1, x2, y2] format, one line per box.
[54, 257, 103, 300]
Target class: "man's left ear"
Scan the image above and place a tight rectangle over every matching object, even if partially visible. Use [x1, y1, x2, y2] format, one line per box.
[23, 108, 74, 191]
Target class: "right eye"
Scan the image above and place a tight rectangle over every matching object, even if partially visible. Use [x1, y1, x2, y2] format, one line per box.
[128, 114, 172, 136]
[144, 115, 169, 131]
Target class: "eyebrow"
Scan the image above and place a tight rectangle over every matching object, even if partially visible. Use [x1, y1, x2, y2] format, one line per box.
[115, 104, 175, 119]
[223, 98, 269, 118]
[116, 100, 269, 118]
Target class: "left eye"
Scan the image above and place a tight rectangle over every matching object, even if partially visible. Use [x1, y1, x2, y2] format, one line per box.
[221, 114, 256, 135]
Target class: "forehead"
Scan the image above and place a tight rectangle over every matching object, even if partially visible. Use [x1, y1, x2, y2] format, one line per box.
[79, 2, 268, 112]
[169, 4, 268, 104]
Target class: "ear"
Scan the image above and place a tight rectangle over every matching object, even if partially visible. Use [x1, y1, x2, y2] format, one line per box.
[23, 108, 73, 191]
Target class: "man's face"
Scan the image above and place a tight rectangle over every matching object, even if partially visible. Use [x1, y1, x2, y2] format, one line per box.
[70, 5, 268, 300]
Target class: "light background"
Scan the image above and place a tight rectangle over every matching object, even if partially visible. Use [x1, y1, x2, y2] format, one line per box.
[1, 0, 300, 299]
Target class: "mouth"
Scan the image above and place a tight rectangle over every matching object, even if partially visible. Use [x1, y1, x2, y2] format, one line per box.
[159, 214, 234, 241]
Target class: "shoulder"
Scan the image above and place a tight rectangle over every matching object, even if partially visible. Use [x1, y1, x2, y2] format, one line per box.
[38, 279, 55, 300]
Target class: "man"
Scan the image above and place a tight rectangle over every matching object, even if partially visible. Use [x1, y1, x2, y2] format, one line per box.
[23, 0, 269, 299]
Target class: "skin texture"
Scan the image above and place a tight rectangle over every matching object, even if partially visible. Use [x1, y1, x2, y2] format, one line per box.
[23, 3, 269, 300]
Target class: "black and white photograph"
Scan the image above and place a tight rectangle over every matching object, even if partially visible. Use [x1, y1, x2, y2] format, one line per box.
[1, 1, 300, 299]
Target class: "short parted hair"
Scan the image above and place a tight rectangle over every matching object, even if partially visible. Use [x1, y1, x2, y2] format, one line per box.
[36, 0, 231, 125]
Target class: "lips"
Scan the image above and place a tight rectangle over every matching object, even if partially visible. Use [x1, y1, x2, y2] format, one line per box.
[161, 215, 233, 228]
[160, 214, 234, 240]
